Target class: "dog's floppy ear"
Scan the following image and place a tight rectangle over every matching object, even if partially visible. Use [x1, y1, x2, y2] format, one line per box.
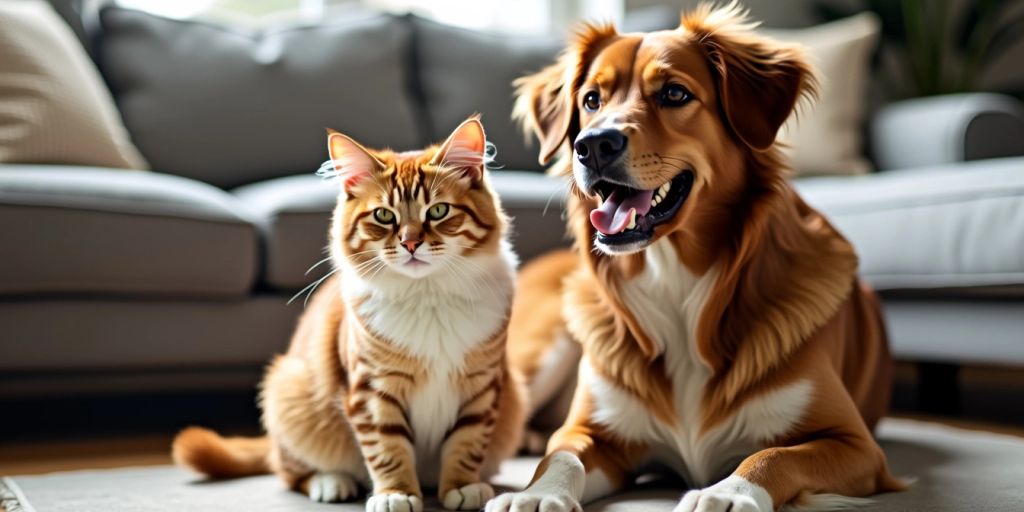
[513, 23, 618, 165]
[682, 4, 817, 151]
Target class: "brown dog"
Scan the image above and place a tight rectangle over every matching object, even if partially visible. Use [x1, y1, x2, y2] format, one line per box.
[489, 4, 903, 512]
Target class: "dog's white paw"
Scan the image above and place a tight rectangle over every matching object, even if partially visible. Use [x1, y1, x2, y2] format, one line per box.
[365, 492, 424, 512]
[307, 472, 359, 503]
[674, 476, 772, 512]
[675, 490, 762, 512]
[486, 451, 585, 512]
[443, 482, 495, 510]
[484, 490, 581, 512]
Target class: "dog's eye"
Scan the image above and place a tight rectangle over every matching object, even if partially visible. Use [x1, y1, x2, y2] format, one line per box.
[583, 91, 601, 112]
[660, 84, 692, 106]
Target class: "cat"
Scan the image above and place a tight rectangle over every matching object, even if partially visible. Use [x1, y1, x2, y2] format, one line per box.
[172, 117, 526, 512]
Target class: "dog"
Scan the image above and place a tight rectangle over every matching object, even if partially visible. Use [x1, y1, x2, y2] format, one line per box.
[489, 4, 904, 512]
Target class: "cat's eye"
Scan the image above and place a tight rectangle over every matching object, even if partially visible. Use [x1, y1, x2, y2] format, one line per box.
[583, 91, 601, 112]
[427, 203, 450, 220]
[373, 207, 395, 224]
[659, 83, 692, 107]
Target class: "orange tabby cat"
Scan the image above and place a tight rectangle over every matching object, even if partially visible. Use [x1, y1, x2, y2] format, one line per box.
[173, 117, 526, 512]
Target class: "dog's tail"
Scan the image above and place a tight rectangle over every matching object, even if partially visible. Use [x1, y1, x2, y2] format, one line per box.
[172, 426, 271, 479]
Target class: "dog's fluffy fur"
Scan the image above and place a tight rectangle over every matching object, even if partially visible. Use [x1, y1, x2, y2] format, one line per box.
[490, 4, 903, 512]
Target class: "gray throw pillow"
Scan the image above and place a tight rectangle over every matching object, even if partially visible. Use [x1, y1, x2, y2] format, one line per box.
[412, 17, 561, 172]
[95, 8, 425, 188]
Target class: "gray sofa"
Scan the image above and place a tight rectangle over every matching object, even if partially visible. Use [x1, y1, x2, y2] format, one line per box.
[1, 5, 1023, 407]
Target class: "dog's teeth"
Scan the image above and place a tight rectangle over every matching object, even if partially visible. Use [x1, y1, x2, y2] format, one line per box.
[651, 199, 657, 207]
[626, 209, 637, 230]
[661, 182, 671, 195]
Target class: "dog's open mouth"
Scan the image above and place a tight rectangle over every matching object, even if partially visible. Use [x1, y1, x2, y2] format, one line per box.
[588, 170, 694, 247]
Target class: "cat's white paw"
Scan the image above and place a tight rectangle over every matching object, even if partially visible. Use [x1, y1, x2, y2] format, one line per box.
[443, 482, 495, 510]
[307, 472, 359, 503]
[484, 491, 581, 512]
[674, 476, 773, 512]
[366, 492, 424, 512]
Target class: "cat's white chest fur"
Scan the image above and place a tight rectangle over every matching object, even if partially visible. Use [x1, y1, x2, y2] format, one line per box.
[587, 239, 813, 487]
[344, 243, 517, 485]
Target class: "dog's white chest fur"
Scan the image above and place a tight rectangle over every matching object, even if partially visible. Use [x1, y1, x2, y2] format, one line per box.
[344, 246, 516, 485]
[587, 239, 812, 486]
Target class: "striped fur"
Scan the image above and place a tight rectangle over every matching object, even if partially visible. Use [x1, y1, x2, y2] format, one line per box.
[173, 118, 526, 512]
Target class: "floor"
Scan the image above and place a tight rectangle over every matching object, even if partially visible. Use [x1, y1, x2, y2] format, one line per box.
[2, 363, 1023, 477]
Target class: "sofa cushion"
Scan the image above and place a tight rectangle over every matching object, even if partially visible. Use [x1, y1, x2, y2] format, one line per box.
[0, 165, 259, 297]
[412, 17, 560, 172]
[94, 7, 423, 188]
[766, 13, 881, 177]
[0, 1, 147, 170]
[234, 171, 568, 291]
[796, 157, 1024, 294]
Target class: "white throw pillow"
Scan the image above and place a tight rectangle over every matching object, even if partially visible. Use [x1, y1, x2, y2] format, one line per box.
[766, 13, 881, 177]
[0, 0, 147, 169]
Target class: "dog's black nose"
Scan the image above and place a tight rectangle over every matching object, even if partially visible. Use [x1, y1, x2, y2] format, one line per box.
[574, 129, 627, 171]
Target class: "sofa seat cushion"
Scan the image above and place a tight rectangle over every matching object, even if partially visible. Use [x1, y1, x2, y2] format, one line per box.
[0, 166, 259, 297]
[0, 295, 296, 372]
[796, 157, 1024, 294]
[233, 171, 568, 291]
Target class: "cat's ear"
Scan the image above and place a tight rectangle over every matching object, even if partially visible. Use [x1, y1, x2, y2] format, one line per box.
[327, 129, 384, 192]
[430, 116, 487, 182]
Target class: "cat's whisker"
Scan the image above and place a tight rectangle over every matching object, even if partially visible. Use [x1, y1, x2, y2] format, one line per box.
[429, 170, 462, 197]
[287, 267, 339, 307]
[352, 258, 384, 273]
[448, 254, 505, 304]
[543, 178, 571, 217]
[365, 260, 389, 281]
[346, 248, 381, 257]
[440, 259, 482, 315]
[304, 256, 334, 276]
[355, 259, 386, 280]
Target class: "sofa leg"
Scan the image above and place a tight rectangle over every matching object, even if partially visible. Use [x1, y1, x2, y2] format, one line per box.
[917, 362, 961, 415]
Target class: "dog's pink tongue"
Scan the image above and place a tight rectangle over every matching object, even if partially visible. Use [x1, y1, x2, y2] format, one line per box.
[590, 188, 655, 235]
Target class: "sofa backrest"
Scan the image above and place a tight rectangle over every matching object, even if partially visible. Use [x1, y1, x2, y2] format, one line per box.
[93, 7, 427, 189]
[410, 17, 560, 173]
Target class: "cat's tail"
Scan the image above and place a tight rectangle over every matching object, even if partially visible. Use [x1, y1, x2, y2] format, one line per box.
[172, 426, 271, 479]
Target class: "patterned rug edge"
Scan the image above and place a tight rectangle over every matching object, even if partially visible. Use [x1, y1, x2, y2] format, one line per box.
[0, 477, 35, 512]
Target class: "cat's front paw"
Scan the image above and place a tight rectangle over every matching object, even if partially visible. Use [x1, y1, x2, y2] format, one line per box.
[366, 492, 424, 512]
[306, 472, 360, 503]
[442, 482, 495, 510]
[484, 491, 581, 512]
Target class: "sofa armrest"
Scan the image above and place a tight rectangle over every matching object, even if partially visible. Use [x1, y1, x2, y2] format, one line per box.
[871, 93, 1024, 170]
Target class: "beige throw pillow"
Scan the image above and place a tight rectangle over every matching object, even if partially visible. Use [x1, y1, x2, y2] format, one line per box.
[0, 0, 147, 169]
[765, 13, 881, 177]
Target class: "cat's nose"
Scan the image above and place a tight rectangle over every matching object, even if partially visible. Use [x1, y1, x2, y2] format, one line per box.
[402, 238, 422, 253]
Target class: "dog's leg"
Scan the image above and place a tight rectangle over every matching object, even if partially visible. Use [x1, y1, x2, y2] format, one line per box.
[675, 377, 901, 512]
[486, 387, 646, 512]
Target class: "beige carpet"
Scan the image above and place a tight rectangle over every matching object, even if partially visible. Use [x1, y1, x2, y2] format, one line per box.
[3, 419, 1023, 511]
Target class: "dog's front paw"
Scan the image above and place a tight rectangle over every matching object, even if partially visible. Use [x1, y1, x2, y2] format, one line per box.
[674, 476, 772, 512]
[306, 472, 360, 503]
[442, 482, 495, 510]
[675, 490, 763, 512]
[365, 491, 424, 512]
[485, 490, 581, 512]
